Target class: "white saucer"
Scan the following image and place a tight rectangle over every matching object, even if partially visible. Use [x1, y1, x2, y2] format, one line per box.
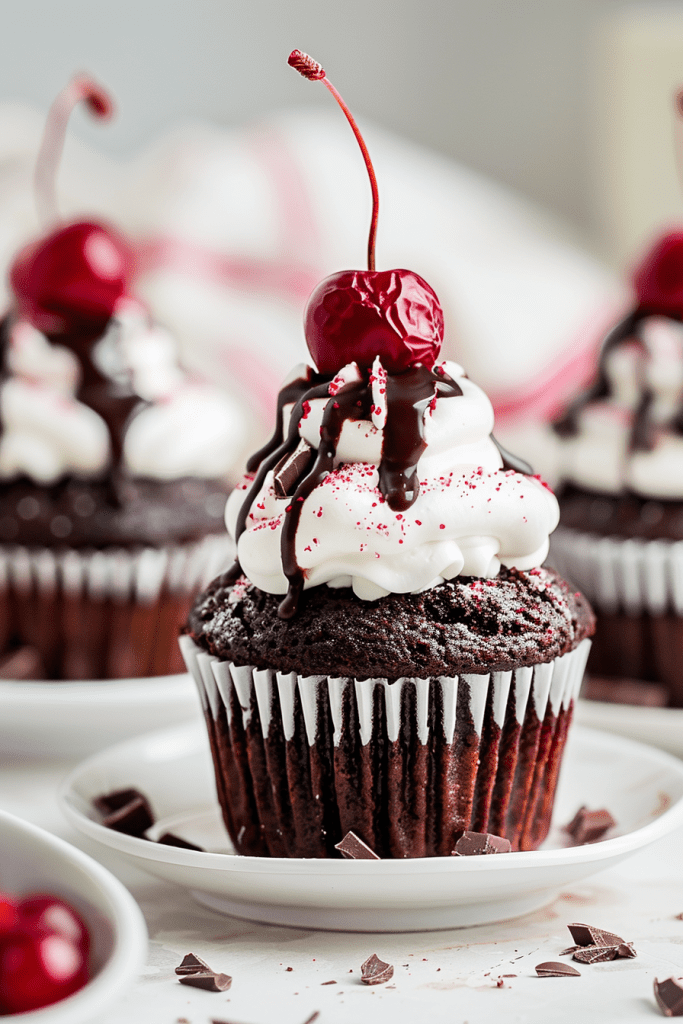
[0, 809, 147, 1024]
[576, 697, 683, 758]
[0, 673, 201, 758]
[60, 722, 683, 933]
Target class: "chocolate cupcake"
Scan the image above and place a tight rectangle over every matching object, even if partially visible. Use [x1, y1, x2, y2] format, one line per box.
[548, 231, 683, 708]
[180, 51, 593, 859]
[0, 76, 243, 679]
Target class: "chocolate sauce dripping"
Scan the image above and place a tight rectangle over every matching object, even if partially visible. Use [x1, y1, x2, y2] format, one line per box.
[491, 435, 533, 475]
[222, 379, 333, 586]
[278, 379, 371, 619]
[553, 309, 643, 438]
[246, 371, 327, 473]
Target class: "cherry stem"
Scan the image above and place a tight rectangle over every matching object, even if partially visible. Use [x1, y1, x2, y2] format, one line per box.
[288, 50, 379, 272]
[34, 74, 114, 228]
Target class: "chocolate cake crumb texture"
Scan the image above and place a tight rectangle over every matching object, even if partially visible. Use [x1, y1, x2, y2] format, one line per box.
[360, 954, 394, 985]
[187, 566, 594, 679]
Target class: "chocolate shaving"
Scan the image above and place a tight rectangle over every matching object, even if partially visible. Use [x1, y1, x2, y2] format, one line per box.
[535, 961, 581, 977]
[565, 806, 616, 844]
[567, 922, 625, 947]
[360, 954, 394, 985]
[655, 978, 683, 1016]
[158, 832, 205, 852]
[175, 953, 210, 975]
[335, 831, 380, 860]
[179, 971, 232, 992]
[321, 979, 337, 985]
[301, 1014, 320, 1024]
[452, 830, 512, 856]
[273, 438, 315, 498]
[93, 788, 154, 837]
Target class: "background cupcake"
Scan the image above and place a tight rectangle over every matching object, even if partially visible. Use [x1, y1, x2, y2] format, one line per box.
[0, 76, 244, 680]
[181, 51, 594, 860]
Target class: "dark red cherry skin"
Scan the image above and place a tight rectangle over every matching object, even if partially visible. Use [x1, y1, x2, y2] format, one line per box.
[10, 220, 133, 337]
[18, 895, 90, 954]
[0, 895, 18, 937]
[0, 932, 87, 1013]
[304, 268, 444, 374]
[632, 231, 683, 317]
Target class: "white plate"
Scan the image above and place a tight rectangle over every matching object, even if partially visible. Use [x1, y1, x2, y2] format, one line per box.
[0, 673, 201, 757]
[577, 697, 683, 758]
[59, 722, 683, 933]
[0, 809, 147, 1024]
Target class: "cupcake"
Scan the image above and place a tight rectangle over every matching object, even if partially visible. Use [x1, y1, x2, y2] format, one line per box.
[0, 76, 243, 679]
[179, 51, 594, 859]
[546, 229, 683, 708]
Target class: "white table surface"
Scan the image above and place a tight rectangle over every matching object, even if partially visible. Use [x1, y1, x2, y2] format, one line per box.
[2, 750, 683, 1024]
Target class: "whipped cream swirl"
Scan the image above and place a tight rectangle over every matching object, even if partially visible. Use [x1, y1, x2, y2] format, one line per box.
[227, 359, 559, 603]
[0, 301, 247, 485]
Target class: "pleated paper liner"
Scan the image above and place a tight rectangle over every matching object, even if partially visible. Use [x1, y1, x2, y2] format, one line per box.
[180, 635, 590, 858]
[550, 527, 683, 705]
[0, 534, 232, 680]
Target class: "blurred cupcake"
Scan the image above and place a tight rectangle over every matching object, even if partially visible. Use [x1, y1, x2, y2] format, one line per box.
[180, 51, 594, 859]
[0, 76, 244, 679]
[548, 231, 683, 708]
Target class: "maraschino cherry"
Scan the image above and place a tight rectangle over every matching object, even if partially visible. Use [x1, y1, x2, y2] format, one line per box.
[288, 50, 444, 375]
[9, 74, 132, 339]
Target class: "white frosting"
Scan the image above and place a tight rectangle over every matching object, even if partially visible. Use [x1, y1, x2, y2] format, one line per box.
[553, 316, 683, 499]
[0, 303, 247, 483]
[227, 359, 559, 600]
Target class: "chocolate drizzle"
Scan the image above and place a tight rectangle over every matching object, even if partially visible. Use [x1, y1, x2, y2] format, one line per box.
[552, 308, 665, 457]
[491, 435, 533, 475]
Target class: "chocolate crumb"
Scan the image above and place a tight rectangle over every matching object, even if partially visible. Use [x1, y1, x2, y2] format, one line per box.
[565, 806, 616, 844]
[501, 974, 517, 977]
[301, 1013, 320, 1024]
[655, 978, 683, 1016]
[334, 830, 380, 860]
[567, 923, 625, 947]
[286, 966, 294, 971]
[179, 971, 232, 992]
[676, 913, 683, 921]
[535, 962, 581, 977]
[158, 832, 205, 852]
[175, 952, 211, 975]
[360, 954, 394, 985]
[93, 788, 154, 838]
[321, 980, 337, 985]
[451, 830, 512, 856]
[496, 978, 505, 987]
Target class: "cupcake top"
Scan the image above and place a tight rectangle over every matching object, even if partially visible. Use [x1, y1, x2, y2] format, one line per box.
[226, 354, 560, 611]
[0, 299, 246, 488]
[551, 233, 683, 501]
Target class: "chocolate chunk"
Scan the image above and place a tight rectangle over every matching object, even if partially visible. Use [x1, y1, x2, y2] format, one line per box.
[93, 788, 154, 837]
[158, 832, 205, 852]
[617, 942, 637, 959]
[335, 831, 380, 860]
[175, 953, 211, 975]
[452, 830, 512, 856]
[565, 806, 616, 844]
[573, 946, 620, 964]
[360, 954, 394, 985]
[559, 946, 582, 956]
[273, 439, 314, 498]
[655, 978, 683, 1016]
[567, 922, 625, 947]
[179, 971, 232, 992]
[0, 646, 45, 680]
[535, 962, 581, 977]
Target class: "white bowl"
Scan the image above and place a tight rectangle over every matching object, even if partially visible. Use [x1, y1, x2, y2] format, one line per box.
[0, 672, 201, 757]
[576, 697, 683, 758]
[60, 721, 683, 933]
[0, 809, 147, 1023]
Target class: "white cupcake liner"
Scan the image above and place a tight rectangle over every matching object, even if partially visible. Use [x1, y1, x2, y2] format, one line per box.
[179, 634, 590, 857]
[0, 533, 233, 606]
[549, 526, 683, 616]
[179, 636, 590, 748]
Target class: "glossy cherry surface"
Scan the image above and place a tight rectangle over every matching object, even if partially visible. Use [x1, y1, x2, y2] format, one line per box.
[0, 932, 87, 1014]
[632, 231, 683, 317]
[18, 895, 90, 953]
[10, 220, 132, 337]
[304, 268, 444, 374]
